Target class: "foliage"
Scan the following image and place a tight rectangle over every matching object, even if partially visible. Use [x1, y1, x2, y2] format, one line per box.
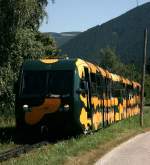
[45, 32, 81, 47]
[0, 64, 15, 116]
[99, 47, 150, 103]
[99, 47, 139, 80]
[99, 47, 121, 72]
[0, 0, 57, 116]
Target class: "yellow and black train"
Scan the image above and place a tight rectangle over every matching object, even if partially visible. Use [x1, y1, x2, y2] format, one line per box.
[14, 58, 141, 137]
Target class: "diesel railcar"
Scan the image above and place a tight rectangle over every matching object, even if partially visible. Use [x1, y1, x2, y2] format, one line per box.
[14, 58, 141, 137]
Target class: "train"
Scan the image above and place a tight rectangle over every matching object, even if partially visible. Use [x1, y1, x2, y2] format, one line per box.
[14, 58, 141, 138]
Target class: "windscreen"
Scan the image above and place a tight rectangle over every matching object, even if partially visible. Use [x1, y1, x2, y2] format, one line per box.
[21, 70, 73, 96]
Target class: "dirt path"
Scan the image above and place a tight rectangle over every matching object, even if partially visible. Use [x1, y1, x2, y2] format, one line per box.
[95, 131, 150, 165]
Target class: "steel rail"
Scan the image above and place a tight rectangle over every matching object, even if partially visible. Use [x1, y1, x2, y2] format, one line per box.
[0, 141, 49, 162]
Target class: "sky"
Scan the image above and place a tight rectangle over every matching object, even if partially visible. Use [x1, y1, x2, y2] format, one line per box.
[39, 0, 150, 33]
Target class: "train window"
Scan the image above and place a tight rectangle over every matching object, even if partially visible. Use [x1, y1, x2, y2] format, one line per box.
[90, 73, 96, 82]
[107, 79, 112, 98]
[90, 73, 97, 94]
[126, 85, 134, 98]
[137, 87, 140, 95]
[21, 70, 73, 96]
[133, 87, 140, 96]
[90, 73, 107, 97]
[96, 75, 100, 85]
[48, 70, 73, 95]
[22, 71, 48, 95]
[96, 75, 106, 97]
[112, 81, 123, 97]
[80, 80, 88, 90]
[112, 89, 121, 97]
[84, 67, 89, 81]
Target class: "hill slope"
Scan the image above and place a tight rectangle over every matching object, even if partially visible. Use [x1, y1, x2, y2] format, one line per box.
[61, 3, 150, 65]
[43, 32, 81, 47]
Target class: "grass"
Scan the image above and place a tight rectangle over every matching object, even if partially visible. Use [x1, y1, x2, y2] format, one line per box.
[0, 116, 15, 128]
[1, 107, 150, 165]
[0, 116, 17, 153]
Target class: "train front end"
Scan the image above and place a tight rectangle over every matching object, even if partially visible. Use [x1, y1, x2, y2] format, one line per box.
[15, 59, 77, 138]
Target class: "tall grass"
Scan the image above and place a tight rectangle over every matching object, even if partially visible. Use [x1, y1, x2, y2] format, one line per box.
[0, 115, 16, 153]
[1, 107, 150, 165]
[0, 116, 15, 128]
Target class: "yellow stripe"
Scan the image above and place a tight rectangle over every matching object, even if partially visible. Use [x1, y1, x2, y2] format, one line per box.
[40, 59, 58, 64]
[25, 98, 61, 125]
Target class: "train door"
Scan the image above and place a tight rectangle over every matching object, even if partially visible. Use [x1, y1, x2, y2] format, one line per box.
[92, 74, 106, 129]
[95, 74, 104, 129]
[78, 67, 92, 133]
[107, 79, 114, 124]
[84, 67, 92, 119]
[84, 67, 104, 131]
[100, 77, 106, 128]
[103, 78, 108, 127]
[107, 79, 110, 124]
[90, 72, 98, 130]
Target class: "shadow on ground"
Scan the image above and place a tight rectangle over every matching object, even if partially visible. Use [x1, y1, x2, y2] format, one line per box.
[0, 127, 43, 144]
[0, 126, 80, 145]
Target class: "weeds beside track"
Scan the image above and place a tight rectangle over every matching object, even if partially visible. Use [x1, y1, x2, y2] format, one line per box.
[1, 107, 150, 165]
[0, 141, 49, 162]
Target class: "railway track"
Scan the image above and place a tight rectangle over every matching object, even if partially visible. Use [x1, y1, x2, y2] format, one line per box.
[0, 141, 49, 162]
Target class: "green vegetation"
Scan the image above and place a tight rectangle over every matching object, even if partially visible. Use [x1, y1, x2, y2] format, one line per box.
[1, 107, 150, 165]
[44, 32, 81, 47]
[0, 0, 57, 116]
[0, 116, 16, 153]
[0, 116, 15, 128]
[99, 47, 139, 79]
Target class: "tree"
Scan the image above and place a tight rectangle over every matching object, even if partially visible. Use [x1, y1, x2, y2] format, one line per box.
[99, 47, 140, 81]
[0, 0, 57, 115]
[99, 47, 122, 73]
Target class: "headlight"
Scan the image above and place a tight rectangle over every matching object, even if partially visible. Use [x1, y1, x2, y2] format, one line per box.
[59, 104, 70, 112]
[23, 104, 31, 112]
[63, 104, 69, 112]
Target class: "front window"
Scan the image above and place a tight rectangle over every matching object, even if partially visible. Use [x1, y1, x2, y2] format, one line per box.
[48, 71, 73, 95]
[22, 71, 47, 95]
[21, 70, 73, 96]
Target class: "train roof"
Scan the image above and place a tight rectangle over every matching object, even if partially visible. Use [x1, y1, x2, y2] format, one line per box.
[22, 58, 141, 88]
[22, 58, 78, 70]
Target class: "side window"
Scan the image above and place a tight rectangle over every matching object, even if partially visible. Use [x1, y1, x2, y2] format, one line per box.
[80, 80, 85, 89]
[107, 79, 112, 98]
[90, 73, 97, 94]
[80, 80, 88, 90]
[96, 75, 106, 97]
[112, 81, 123, 98]
[90, 73, 106, 97]
[126, 85, 133, 99]
[84, 67, 89, 82]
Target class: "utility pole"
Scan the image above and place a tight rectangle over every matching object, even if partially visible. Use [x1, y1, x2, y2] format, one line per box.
[140, 28, 148, 126]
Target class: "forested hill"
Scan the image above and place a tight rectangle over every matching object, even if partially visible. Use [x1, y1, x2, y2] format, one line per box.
[60, 3, 150, 66]
[44, 32, 81, 47]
